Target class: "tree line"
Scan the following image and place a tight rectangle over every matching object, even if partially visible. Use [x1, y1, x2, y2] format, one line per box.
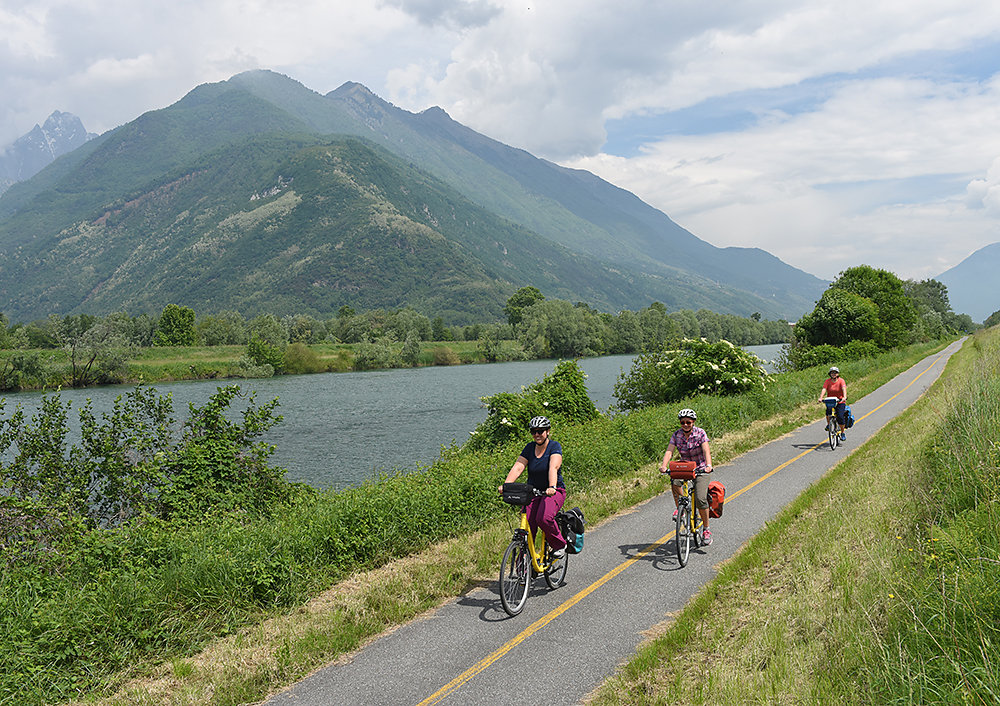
[0, 292, 793, 390]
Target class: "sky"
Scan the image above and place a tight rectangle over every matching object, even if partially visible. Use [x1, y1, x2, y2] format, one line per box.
[3, 0, 1000, 283]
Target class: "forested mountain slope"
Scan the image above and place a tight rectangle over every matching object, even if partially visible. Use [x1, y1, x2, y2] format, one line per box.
[0, 70, 826, 323]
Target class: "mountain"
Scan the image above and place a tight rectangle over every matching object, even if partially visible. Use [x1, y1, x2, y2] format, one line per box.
[936, 242, 1000, 323]
[0, 70, 827, 324]
[0, 111, 96, 196]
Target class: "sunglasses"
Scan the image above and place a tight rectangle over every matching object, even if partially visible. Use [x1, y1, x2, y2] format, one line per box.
[679, 419, 694, 424]
[530, 429, 548, 434]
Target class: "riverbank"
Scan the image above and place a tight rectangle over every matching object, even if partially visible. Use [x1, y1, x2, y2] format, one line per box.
[2, 339, 790, 394]
[27, 340, 949, 706]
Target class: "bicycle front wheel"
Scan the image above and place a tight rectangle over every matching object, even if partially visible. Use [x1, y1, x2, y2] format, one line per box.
[499, 541, 531, 616]
[544, 548, 568, 589]
[828, 417, 837, 450]
[675, 504, 692, 567]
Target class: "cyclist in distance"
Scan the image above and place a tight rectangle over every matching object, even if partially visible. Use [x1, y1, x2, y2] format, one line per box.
[499, 416, 568, 558]
[819, 366, 848, 442]
[659, 409, 715, 545]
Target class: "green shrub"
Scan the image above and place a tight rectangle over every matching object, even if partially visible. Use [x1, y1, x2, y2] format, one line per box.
[614, 338, 769, 410]
[469, 360, 599, 449]
[283, 342, 325, 374]
[432, 346, 460, 365]
[353, 336, 401, 370]
[247, 333, 285, 373]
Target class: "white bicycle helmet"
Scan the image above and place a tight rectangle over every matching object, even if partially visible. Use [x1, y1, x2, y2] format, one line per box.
[677, 408, 697, 420]
[829, 366, 840, 375]
[528, 416, 551, 430]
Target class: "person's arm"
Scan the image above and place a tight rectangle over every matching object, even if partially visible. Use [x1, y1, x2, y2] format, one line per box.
[702, 441, 713, 470]
[659, 442, 676, 473]
[545, 453, 563, 496]
[841, 381, 847, 403]
[818, 382, 829, 402]
[499, 457, 528, 494]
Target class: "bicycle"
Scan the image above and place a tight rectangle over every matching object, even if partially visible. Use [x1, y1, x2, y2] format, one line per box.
[823, 396, 843, 450]
[498, 482, 569, 616]
[667, 461, 704, 567]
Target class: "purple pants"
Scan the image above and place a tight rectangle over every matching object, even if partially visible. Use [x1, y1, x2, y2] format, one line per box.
[526, 487, 566, 549]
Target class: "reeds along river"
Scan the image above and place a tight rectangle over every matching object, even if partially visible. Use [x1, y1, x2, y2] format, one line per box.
[0, 344, 784, 490]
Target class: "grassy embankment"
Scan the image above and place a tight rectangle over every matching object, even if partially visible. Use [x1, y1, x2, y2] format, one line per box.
[0, 341, 485, 390]
[20, 340, 948, 706]
[589, 329, 1000, 705]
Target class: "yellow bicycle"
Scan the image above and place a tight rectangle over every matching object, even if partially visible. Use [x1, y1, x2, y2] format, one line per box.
[668, 461, 704, 567]
[499, 482, 569, 616]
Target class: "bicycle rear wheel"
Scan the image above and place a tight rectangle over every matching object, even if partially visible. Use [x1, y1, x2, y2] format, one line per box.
[499, 541, 531, 616]
[544, 548, 568, 589]
[675, 503, 692, 567]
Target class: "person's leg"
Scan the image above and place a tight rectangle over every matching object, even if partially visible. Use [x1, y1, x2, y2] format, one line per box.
[536, 488, 567, 549]
[694, 475, 710, 529]
[836, 402, 847, 438]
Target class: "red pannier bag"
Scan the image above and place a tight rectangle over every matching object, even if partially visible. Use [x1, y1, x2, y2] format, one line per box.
[668, 460, 697, 480]
[708, 480, 726, 518]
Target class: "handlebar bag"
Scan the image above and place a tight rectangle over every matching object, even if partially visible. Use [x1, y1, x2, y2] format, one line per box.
[501, 482, 534, 506]
[668, 460, 697, 480]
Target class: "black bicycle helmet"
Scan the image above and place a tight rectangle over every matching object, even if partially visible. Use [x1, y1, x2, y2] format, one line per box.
[677, 408, 697, 420]
[528, 416, 551, 430]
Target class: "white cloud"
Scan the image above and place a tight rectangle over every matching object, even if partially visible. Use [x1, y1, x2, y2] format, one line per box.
[966, 157, 1000, 217]
[3, 0, 1000, 283]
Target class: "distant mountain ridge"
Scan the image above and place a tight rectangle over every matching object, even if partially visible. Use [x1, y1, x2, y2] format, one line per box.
[0, 111, 96, 196]
[936, 242, 1000, 323]
[0, 71, 827, 323]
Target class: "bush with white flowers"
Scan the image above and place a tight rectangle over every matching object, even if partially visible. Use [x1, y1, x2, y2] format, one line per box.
[614, 338, 769, 411]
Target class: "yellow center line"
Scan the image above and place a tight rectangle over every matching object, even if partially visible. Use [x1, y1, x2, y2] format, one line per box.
[417, 349, 949, 706]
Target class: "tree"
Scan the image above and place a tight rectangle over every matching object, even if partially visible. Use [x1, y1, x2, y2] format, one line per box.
[504, 286, 545, 327]
[64, 318, 136, 387]
[196, 310, 247, 346]
[154, 304, 196, 346]
[247, 313, 288, 347]
[833, 265, 916, 348]
[519, 299, 599, 358]
[795, 288, 884, 347]
[985, 310, 1000, 328]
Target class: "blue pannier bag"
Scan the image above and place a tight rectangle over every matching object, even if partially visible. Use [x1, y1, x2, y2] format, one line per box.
[844, 405, 855, 429]
[557, 507, 586, 555]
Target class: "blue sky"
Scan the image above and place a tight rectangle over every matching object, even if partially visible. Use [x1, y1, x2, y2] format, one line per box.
[2, 0, 1000, 283]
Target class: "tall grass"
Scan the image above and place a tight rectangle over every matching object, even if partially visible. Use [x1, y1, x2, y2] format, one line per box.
[0, 340, 949, 704]
[862, 332, 1000, 703]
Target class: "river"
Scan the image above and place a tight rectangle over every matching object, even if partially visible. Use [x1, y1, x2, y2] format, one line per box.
[0, 343, 784, 489]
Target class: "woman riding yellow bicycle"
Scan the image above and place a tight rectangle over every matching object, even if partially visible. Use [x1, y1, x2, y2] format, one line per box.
[659, 408, 714, 546]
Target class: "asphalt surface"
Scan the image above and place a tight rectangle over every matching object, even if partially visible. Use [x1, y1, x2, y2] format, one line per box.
[262, 340, 963, 706]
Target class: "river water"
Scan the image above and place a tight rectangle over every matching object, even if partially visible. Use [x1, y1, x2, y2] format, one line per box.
[0, 344, 784, 489]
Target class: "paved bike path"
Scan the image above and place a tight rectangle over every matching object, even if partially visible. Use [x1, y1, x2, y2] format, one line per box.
[263, 341, 962, 706]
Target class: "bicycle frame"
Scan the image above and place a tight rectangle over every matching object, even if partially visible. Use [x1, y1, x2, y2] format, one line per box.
[823, 397, 843, 448]
[512, 507, 553, 574]
[674, 476, 704, 567]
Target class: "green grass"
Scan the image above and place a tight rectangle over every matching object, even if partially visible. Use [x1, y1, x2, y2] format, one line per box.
[0, 339, 954, 705]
